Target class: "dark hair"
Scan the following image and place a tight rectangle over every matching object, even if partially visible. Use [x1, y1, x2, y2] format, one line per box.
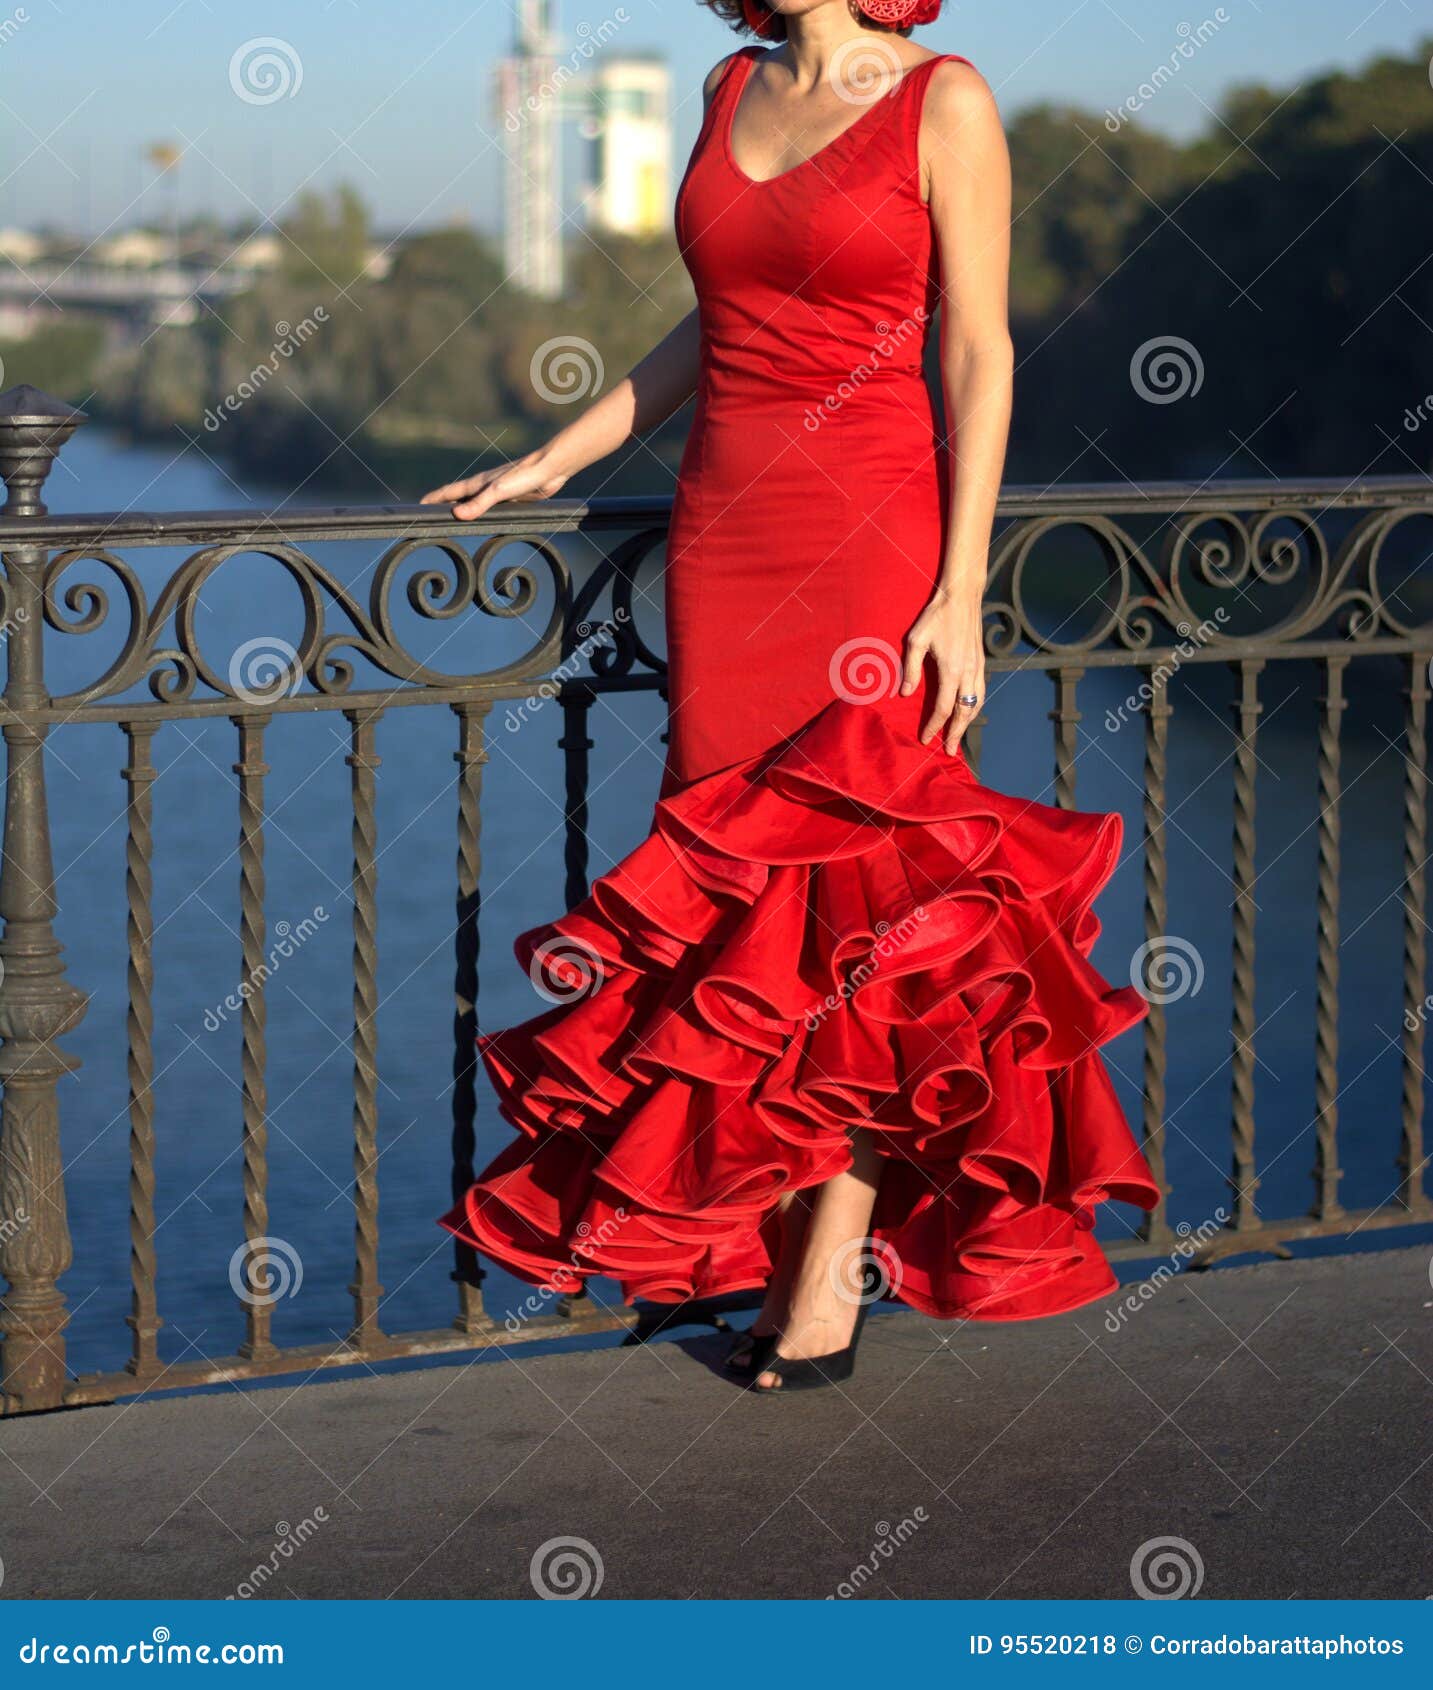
[697, 2, 914, 41]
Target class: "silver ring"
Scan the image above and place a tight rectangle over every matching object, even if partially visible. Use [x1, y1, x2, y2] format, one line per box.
[959, 694, 980, 707]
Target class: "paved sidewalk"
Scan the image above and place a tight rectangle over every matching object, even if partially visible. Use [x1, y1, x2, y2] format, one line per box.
[1, 1246, 1430, 1600]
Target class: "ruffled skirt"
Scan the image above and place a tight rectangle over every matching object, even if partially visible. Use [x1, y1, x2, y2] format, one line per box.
[440, 692, 1159, 1322]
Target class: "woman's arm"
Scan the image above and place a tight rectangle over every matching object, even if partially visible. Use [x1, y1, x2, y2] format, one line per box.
[421, 308, 702, 520]
[423, 55, 741, 523]
[899, 61, 1015, 754]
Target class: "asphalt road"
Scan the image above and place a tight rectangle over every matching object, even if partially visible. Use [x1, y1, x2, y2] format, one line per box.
[2, 1245, 1429, 1600]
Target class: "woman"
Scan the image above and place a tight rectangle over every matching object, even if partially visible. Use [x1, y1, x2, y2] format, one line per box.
[426, 0, 1158, 1393]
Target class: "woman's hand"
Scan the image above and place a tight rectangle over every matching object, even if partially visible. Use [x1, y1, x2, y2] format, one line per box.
[900, 584, 986, 754]
[420, 448, 569, 521]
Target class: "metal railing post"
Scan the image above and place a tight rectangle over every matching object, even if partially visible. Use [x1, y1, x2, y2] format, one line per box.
[0, 386, 89, 1413]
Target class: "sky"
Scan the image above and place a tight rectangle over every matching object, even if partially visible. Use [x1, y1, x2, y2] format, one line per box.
[1, 0, 1428, 240]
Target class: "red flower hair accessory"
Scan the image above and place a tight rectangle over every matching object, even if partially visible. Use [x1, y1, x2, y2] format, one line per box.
[858, 0, 943, 23]
[742, 1, 943, 33]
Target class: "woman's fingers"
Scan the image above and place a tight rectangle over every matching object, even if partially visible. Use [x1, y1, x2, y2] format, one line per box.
[945, 681, 983, 755]
[419, 473, 487, 506]
[919, 665, 960, 746]
[900, 633, 928, 698]
[452, 479, 515, 520]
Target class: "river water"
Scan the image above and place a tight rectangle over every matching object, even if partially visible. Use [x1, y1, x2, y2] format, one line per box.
[32, 427, 1427, 1381]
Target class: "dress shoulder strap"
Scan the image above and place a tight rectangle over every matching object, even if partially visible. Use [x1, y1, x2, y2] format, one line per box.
[892, 51, 980, 170]
[690, 47, 760, 163]
[700, 48, 760, 135]
[711, 45, 763, 105]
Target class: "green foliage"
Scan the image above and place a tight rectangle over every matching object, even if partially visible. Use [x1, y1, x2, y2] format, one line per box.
[1008, 105, 1185, 319]
[1004, 37, 1433, 478]
[0, 322, 105, 400]
[99, 39, 1433, 486]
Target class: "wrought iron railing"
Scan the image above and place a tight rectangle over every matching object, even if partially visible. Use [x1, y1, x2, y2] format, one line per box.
[0, 382, 1429, 1414]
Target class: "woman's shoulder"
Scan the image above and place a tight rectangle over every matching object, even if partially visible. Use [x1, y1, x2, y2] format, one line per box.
[917, 53, 1001, 135]
[702, 46, 761, 103]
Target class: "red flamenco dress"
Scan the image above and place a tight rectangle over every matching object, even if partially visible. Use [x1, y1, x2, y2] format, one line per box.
[440, 47, 1160, 1321]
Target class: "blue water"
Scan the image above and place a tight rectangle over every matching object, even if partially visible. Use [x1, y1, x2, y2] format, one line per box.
[30, 427, 1429, 1381]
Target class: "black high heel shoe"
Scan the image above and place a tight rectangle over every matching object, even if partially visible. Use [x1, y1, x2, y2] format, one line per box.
[725, 1328, 778, 1375]
[750, 1260, 881, 1395]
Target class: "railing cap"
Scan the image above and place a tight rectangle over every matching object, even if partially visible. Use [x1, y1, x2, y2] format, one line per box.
[0, 386, 88, 519]
[0, 384, 87, 426]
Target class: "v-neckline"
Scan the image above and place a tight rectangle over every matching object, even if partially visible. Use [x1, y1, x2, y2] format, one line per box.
[723, 47, 919, 189]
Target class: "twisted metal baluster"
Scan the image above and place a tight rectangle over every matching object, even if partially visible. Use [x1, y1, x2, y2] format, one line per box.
[560, 693, 594, 911]
[1311, 658, 1346, 1221]
[233, 713, 274, 1358]
[1049, 667, 1083, 810]
[346, 707, 384, 1348]
[1139, 668, 1173, 1245]
[556, 692, 595, 1314]
[122, 721, 161, 1377]
[451, 702, 493, 1334]
[1399, 654, 1431, 1215]
[1229, 661, 1263, 1232]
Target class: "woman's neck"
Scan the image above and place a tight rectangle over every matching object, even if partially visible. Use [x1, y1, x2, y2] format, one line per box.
[782, 9, 891, 88]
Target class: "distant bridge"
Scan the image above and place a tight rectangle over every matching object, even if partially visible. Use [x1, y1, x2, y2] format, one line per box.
[0, 262, 252, 325]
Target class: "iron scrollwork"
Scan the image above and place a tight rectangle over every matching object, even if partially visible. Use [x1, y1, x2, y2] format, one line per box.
[983, 499, 1433, 660]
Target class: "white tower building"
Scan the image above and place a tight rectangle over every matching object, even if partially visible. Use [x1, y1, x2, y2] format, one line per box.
[586, 56, 672, 240]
